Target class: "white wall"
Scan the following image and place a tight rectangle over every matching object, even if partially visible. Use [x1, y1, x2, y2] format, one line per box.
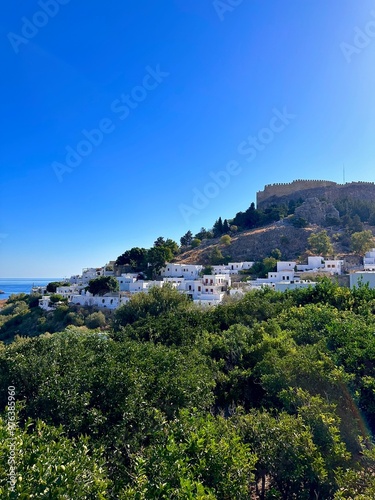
[350, 272, 375, 289]
[276, 261, 296, 272]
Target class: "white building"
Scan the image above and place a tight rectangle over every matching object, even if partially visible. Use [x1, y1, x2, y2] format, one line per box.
[242, 261, 255, 270]
[364, 249, 375, 270]
[323, 260, 344, 275]
[275, 280, 317, 292]
[202, 274, 231, 287]
[297, 256, 324, 272]
[212, 265, 231, 275]
[69, 267, 104, 285]
[277, 261, 296, 272]
[56, 285, 84, 301]
[117, 274, 138, 292]
[38, 296, 58, 312]
[297, 256, 343, 275]
[70, 291, 130, 310]
[350, 271, 375, 289]
[161, 263, 203, 280]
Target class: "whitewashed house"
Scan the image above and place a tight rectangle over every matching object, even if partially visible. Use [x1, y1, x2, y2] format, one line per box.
[323, 260, 344, 275]
[277, 261, 296, 272]
[56, 285, 84, 301]
[212, 265, 231, 275]
[38, 296, 57, 312]
[117, 274, 138, 291]
[297, 256, 325, 272]
[70, 291, 130, 309]
[364, 249, 375, 270]
[69, 267, 103, 285]
[275, 280, 317, 292]
[228, 262, 244, 274]
[350, 271, 375, 289]
[297, 256, 343, 275]
[161, 263, 203, 280]
[242, 261, 255, 270]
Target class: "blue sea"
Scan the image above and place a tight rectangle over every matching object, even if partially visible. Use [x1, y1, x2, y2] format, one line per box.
[0, 278, 62, 301]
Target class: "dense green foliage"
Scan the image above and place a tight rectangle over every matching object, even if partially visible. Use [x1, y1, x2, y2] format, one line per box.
[0, 293, 112, 343]
[308, 230, 334, 256]
[87, 276, 120, 296]
[2, 281, 375, 497]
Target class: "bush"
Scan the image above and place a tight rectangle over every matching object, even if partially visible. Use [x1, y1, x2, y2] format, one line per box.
[85, 312, 107, 329]
[220, 235, 231, 246]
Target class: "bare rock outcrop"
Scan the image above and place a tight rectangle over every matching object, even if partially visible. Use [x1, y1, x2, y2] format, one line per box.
[294, 198, 339, 225]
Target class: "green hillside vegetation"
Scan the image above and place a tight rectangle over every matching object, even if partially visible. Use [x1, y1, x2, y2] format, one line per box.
[3, 282, 375, 497]
[0, 293, 112, 343]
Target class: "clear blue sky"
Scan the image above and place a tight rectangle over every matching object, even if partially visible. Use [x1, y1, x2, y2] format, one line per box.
[1, 0, 375, 277]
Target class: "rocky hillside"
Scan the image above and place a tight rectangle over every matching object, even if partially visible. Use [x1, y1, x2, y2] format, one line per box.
[175, 221, 314, 265]
[175, 219, 369, 266]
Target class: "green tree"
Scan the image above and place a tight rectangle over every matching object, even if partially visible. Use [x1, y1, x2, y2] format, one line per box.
[210, 247, 225, 265]
[263, 257, 277, 273]
[122, 411, 256, 499]
[220, 234, 231, 246]
[85, 311, 107, 329]
[195, 227, 213, 240]
[49, 294, 66, 304]
[180, 230, 193, 246]
[351, 230, 374, 255]
[213, 217, 224, 237]
[87, 276, 119, 296]
[113, 284, 191, 328]
[349, 214, 364, 233]
[46, 281, 69, 293]
[163, 238, 180, 256]
[147, 246, 172, 277]
[191, 238, 201, 248]
[127, 247, 148, 271]
[270, 248, 282, 260]
[0, 414, 111, 498]
[308, 230, 334, 256]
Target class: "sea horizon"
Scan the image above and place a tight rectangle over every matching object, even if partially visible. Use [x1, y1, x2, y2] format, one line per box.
[0, 278, 63, 301]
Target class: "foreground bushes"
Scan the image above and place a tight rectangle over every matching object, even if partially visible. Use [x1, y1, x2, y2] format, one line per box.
[1, 281, 375, 497]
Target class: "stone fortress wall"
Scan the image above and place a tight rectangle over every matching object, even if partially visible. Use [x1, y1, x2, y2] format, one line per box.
[257, 180, 375, 209]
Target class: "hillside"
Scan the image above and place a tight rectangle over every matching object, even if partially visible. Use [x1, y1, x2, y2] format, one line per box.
[174, 179, 375, 266]
[175, 222, 314, 264]
[175, 220, 369, 266]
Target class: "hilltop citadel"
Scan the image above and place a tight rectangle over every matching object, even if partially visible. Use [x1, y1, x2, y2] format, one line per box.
[257, 179, 375, 209]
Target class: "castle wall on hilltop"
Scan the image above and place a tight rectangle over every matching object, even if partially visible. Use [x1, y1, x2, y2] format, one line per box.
[256, 180, 375, 208]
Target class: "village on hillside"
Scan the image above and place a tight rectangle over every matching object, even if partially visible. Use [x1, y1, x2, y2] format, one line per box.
[35, 249, 375, 312]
